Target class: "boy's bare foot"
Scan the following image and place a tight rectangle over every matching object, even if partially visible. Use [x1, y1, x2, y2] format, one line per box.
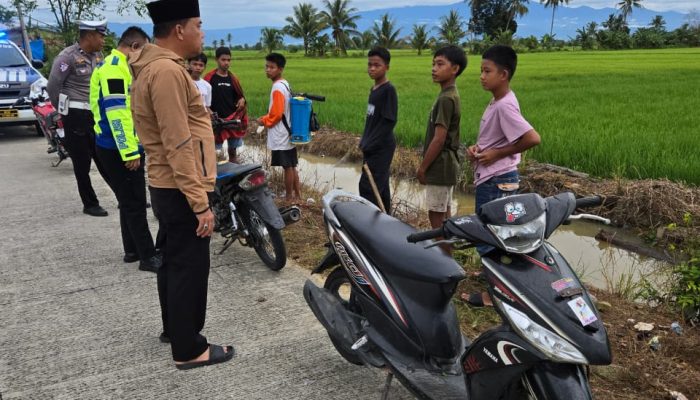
[460, 292, 493, 307]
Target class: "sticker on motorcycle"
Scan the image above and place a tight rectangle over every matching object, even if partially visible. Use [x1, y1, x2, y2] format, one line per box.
[551, 278, 575, 292]
[504, 202, 526, 222]
[567, 297, 598, 326]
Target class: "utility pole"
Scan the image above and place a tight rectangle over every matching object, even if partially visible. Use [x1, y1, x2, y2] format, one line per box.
[15, 1, 33, 61]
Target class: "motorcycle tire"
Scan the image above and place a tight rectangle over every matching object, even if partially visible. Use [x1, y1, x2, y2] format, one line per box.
[323, 268, 364, 366]
[242, 207, 286, 271]
[34, 121, 44, 136]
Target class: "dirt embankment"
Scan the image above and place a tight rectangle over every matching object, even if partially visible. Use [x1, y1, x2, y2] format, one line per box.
[250, 126, 700, 251]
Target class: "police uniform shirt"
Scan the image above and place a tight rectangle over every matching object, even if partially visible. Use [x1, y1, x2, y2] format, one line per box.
[47, 43, 104, 107]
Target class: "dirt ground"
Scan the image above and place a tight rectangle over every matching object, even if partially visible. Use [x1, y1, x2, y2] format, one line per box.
[252, 126, 700, 400]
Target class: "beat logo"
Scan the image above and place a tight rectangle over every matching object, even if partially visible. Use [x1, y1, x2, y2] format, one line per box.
[334, 242, 368, 285]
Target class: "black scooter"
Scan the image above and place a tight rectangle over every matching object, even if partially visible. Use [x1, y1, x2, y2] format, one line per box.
[211, 118, 300, 271]
[304, 190, 611, 399]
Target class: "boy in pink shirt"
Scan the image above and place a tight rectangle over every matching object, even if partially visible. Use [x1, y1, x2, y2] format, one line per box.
[465, 45, 541, 306]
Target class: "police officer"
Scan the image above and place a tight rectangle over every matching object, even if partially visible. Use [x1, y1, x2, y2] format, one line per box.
[89, 26, 162, 273]
[47, 20, 110, 217]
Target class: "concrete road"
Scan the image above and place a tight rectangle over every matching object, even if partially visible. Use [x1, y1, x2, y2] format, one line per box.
[0, 126, 411, 399]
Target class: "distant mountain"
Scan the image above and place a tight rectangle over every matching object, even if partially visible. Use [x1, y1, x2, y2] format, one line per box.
[109, 2, 689, 45]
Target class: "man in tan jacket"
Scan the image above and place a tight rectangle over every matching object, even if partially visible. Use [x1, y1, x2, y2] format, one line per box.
[130, 0, 234, 370]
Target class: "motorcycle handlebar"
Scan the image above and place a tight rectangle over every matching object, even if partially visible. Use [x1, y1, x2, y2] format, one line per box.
[575, 196, 603, 209]
[297, 93, 325, 102]
[406, 227, 444, 243]
[212, 119, 242, 130]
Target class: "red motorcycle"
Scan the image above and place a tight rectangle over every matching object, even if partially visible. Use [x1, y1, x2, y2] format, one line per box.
[24, 81, 68, 167]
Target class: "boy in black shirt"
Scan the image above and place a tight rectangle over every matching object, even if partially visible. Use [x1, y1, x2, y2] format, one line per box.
[204, 47, 247, 163]
[359, 47, 398, 213]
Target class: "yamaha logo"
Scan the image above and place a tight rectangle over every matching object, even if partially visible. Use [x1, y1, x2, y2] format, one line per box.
[0, 83, 10, 89]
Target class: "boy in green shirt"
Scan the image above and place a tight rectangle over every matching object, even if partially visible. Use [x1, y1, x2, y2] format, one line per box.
[418, 45, 467, 241]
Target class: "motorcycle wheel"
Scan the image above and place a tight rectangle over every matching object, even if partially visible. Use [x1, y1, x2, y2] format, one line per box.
[34, 121, 44, 136]
[323, 268, 364, 365]
[243, 207, 286, 271]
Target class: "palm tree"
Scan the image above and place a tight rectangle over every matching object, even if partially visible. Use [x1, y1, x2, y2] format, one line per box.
[410, 24, 431, 55]
[311, 33, 331, 56]
[617, 0, 643, 23]
[586, 21, 598, 35]
[226, 33, 232, 48]
[540, 0, 571, 36]
[284, 3, 326, 56]
[650, 15, 665, 30]
[260, 27, 284, 53]
[437, 10, 467, 46]
[320, 0, 361, 55]
[211, 39, 217, 49]
[218, 38, 225, 48]
[505, 0, 530, 33]
[351, 29, 375, 53]
[371, 13, 402, 48]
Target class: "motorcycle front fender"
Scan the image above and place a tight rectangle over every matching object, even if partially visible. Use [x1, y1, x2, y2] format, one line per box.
[525, 362, 593, 400]
[240, 187, 285, 229]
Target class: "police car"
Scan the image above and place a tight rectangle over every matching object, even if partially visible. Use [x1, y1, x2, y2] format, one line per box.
[0, 35, 46, 134]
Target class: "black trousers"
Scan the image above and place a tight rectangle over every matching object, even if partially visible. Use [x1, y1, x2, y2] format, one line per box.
[359, 147, 395, 214]
[95, 146, 155, 260]
[62, 109, 109, 208]
[150, 187, 211, 362]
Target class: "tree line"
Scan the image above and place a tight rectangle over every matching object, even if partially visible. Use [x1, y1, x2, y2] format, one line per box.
[248, 0, 699, 55]
[2, 0, 698, 54]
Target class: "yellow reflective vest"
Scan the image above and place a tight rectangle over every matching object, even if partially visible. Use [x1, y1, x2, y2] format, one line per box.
[89, 49, 140, 161]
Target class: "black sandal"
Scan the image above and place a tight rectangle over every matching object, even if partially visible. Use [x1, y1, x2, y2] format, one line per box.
[175, 344, 235, 370]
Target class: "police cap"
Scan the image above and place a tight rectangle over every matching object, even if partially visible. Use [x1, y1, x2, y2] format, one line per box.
[78, 19, 108, 35]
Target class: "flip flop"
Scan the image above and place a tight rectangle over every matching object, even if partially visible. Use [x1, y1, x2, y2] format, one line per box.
[175, 344, 235, 370]
[460, 292, 485, 307]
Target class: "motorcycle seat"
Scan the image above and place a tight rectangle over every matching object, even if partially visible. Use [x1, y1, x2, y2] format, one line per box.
[331, 201, 465, 284]
[216, 163, 260, 187]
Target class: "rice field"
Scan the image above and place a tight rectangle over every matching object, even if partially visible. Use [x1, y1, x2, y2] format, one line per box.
[205, 48, 700, 184]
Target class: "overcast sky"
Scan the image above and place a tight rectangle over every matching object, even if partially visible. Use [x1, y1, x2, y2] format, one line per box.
[23, 0, 697, 28]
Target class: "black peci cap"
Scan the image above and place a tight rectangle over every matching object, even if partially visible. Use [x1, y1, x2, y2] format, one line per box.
[146, 0, 200, 25]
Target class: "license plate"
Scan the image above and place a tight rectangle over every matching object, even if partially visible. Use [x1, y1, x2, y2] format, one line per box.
[0, 109, 19, 119]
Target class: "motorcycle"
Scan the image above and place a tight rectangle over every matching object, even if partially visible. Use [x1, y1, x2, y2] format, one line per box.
[211, 117, 300, 271]
[23, 80, 68, 167]
[303, 189, 612, 399]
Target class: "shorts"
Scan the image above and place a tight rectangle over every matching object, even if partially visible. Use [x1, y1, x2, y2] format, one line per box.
[271, 148, 298, 168]
[425, 185, 453, 213]
[215, 137, 243, 150]
[475, 171, 520, 214]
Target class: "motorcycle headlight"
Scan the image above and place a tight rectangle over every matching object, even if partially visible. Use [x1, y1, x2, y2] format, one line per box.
[498, 300, 588, 364]
[487, 213, 546, 254]
[30, 78, 48, 99]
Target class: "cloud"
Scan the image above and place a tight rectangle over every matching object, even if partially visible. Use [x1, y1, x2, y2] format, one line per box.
[32, 0, 695, 29]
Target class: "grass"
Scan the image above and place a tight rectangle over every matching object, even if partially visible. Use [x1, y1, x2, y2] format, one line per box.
[205, 48, 700, 184]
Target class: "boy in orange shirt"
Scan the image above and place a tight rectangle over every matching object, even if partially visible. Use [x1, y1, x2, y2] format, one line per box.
[257, 53, 301, 201]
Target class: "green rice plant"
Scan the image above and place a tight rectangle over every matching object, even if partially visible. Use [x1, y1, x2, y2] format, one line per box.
[208, 48, 700, 184]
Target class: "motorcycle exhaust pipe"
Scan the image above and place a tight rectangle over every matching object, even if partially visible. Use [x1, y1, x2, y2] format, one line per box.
[279, 206, 301, 225]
